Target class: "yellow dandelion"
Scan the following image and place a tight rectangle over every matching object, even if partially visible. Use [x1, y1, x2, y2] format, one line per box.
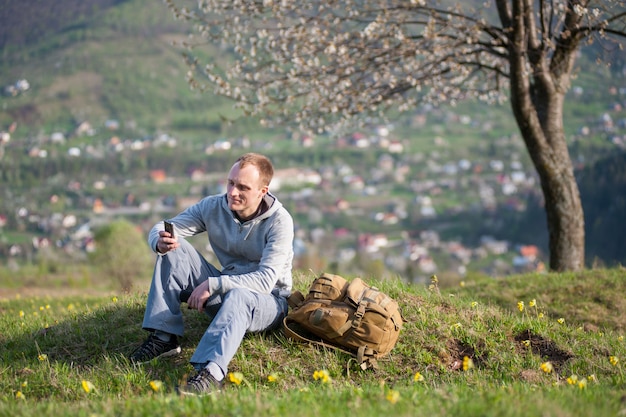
[19, 310, 25, 318]
[228, 372, 244, 386]
[522, 340, 531, 347]
[38, 354, 48, 362]
[45, 304, 50, 310]
[267, 373, 278, 383]
[566, 374, 578, 385]
[413, 372, 424, 382]
[618, 336, 624, 341]
[517, 301, 524, 312]
[557, 318, 565, 324]
[15, 391, 25, 400]
[578, 379, 587, 389]
[386, 389, 400, 404]
[430, 275, 438, 284]
[81, 380, 96, 394]
[471, 301, 478, 308]
[451, 322, 462, 330]
[538, 312, 544, 318]
[459, 281, 465, 287]
[462, 356, 474, 371]
[111, 296, 118, 303]
[33, 312, 38, 317]
[587, 374, 597, 383]
[313, 369, 331, 383]
[39, 306, 44, 311]
[149, 380, 163, 392]
[529, 299, 536, 308]
[609, 356, 619, 366]
[21, 381, 28, 388]
[540, 362, 553, 374]
[67, 304, 75, 311]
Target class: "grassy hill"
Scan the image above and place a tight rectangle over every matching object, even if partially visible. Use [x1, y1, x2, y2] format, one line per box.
[0, 268, 625, 416]
[1, 0, 623, 143]
[0, 0, 258, 140]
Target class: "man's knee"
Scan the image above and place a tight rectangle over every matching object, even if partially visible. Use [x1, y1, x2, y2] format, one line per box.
[161, 243, 192, 267]
[222, 288, 255, 306]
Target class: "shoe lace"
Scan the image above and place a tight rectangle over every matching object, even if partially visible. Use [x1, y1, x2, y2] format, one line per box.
[134, 334, 167, 360]
[187, 369, 215, 391]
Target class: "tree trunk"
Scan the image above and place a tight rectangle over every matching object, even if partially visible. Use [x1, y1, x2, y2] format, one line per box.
[510, 95, 585, 270]
[507, 0, 585, 271]
[539, 149, 585, 271]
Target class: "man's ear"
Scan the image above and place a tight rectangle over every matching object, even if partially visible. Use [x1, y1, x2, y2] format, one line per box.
[260, 185, 269, 196]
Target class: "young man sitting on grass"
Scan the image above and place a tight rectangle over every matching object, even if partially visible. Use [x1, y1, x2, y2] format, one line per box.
[130, 153, 294, 396]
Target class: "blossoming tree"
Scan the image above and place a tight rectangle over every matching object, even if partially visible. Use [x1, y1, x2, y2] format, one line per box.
[166, 0, 626, 271]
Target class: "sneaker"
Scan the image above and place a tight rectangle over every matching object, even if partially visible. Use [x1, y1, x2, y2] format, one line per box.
[177, 368, 223, 396]
[129, 333, 181, 363]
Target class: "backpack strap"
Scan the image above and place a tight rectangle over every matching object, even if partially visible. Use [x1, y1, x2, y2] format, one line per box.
[283, 316, 379, 370]
[287, 290, 305, 309]
[357, 346, 379, 370]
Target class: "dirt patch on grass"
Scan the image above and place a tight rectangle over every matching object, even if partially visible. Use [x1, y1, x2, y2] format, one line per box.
[514, 329, 574, 372]
[444, 338, 487, 370]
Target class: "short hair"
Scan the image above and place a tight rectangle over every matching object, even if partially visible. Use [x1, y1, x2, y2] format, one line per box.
[235, 153, 274, 187]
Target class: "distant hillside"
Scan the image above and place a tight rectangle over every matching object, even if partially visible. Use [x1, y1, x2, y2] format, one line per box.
[579, 150, 626, 267]
[0, 0, 623, 141]
[0, 0, 240, 140]
[0, 0, 127, 50]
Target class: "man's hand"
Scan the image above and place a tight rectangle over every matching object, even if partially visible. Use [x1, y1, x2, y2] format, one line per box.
[157, 230, 179, 254]
[188, 280, 211, 312]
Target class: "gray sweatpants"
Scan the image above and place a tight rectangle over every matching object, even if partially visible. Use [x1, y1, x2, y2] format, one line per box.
[141, 239, 288, 375]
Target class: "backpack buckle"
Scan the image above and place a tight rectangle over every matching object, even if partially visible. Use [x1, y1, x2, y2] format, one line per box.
[352, 302, 366, 328]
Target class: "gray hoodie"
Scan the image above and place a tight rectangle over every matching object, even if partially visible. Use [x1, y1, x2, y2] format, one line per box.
[148, 192, 294, 297]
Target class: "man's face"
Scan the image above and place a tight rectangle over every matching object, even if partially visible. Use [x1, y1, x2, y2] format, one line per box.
[226, 162, 268, 219]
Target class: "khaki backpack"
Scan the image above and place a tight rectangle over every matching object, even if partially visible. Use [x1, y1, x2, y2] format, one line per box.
[283, 272, 404, 369]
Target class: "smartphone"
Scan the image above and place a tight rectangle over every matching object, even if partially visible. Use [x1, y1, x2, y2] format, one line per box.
[164, 220, 175, 238]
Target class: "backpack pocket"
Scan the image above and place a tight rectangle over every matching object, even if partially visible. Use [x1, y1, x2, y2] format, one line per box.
[308, 302, 356, 339]
[288, 300, 353, 340]
[347, 309, 391, 345]
[307, 273, 349, 301]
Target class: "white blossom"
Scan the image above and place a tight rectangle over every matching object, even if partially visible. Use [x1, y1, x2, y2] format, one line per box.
[573, 4, 587, 16]
[165, 0, 624, 133]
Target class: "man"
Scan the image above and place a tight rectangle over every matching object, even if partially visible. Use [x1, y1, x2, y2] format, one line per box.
[130, 153, 294, 396]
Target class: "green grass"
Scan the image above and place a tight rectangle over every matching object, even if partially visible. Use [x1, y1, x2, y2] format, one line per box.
[1, 268, 625, 416]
